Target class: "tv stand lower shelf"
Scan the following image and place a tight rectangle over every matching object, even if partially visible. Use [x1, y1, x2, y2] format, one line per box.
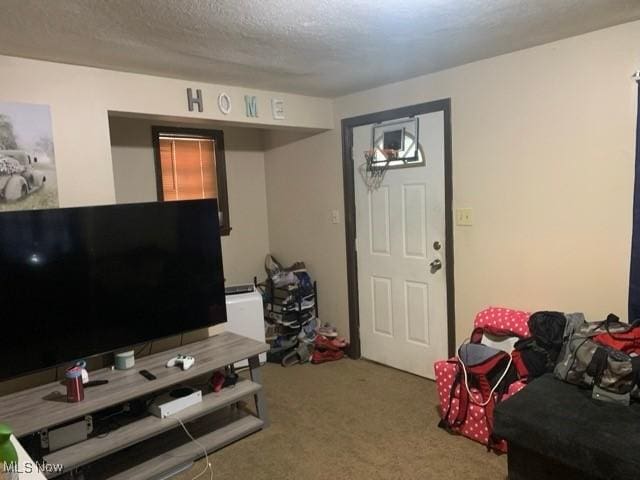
[0, 332, 269, 480]
[108, 415, 263, 480]
[43, 379, 262, 477]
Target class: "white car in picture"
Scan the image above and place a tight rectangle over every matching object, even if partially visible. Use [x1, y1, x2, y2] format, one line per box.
[0, 150, 47, 201]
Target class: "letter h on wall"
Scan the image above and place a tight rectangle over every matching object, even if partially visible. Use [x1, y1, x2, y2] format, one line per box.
[187, 88, 204, 112]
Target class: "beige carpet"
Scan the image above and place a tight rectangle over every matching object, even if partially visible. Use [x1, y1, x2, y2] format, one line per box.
[175, 359, 507, 480]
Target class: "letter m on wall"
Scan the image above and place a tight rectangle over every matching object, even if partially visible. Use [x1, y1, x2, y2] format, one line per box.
[244, 95, 258, 117]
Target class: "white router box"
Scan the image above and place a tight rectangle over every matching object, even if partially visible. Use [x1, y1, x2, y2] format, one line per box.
[225, 289, 267, 367]
[149, 388, 203, 418]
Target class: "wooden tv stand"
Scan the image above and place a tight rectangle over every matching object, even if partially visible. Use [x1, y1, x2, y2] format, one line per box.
[0, 332, 269, 479]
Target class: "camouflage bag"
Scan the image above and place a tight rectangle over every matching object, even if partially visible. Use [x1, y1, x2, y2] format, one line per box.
[554, 314, 640, 403]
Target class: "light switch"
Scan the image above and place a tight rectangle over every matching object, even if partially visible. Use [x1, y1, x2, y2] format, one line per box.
[331, 209, 340, 224]
[456, 208, 473, 226]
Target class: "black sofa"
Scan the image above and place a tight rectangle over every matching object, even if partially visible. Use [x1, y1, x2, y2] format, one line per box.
[494, 374, 640, 480]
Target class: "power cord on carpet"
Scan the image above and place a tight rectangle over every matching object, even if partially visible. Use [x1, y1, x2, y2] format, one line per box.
[169, 415, 213, 480]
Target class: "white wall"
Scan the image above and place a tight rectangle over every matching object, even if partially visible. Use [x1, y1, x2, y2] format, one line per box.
[265, 20, 640, 344]
[109, 116, 271, 285]
[265, 129, 345, 330]
[0, 54, 333, 209]
[109, 116, 159, 203]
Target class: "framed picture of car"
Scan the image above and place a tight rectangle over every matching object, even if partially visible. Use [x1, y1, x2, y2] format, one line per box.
[0, 101, 59, 211]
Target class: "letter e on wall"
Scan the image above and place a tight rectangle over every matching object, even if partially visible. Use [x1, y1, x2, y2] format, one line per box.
[271, 98, 285, 120]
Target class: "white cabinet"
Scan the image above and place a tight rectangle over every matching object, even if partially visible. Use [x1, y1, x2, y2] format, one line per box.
[225, 290, 267, 366]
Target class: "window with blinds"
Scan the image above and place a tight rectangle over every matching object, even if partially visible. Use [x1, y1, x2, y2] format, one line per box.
[159, 137, 217, 201]
[153, 127, 231, 235]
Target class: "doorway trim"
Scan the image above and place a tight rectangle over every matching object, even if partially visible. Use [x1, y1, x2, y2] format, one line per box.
[341, 98, 455, 359]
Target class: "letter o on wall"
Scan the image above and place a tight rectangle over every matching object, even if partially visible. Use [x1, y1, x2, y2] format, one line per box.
[218, 93, 232, 115]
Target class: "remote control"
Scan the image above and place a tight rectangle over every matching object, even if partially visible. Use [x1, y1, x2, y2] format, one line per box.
[139, 369, 157, 381]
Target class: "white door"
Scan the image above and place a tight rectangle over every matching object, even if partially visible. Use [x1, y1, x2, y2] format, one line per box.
[354, 111, 448, 379]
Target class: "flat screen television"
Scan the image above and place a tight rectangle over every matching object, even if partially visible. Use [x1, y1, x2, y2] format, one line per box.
[0, 199, 226, 381]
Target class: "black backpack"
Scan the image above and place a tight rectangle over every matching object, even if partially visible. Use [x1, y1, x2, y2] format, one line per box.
[514, 311, 567, 379]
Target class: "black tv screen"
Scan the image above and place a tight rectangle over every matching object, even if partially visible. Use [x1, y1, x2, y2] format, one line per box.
[0, 199, 226, 381]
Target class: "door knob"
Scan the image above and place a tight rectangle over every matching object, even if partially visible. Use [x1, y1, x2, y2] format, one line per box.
[429, 259, 442, 273]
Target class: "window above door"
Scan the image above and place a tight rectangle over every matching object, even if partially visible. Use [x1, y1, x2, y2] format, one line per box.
[151, 126, 231, 235]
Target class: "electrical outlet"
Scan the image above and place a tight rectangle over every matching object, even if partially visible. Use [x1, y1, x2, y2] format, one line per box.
[331, 209, 340, 224]
[456, 208, 473, 226]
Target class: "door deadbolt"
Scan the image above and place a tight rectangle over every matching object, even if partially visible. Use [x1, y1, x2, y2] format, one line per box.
[433, 241, 442, 251]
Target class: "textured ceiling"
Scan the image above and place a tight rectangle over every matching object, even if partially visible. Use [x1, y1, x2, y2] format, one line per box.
[1, 0, 640, 97]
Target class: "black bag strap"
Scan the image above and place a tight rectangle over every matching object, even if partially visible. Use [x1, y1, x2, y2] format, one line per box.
[604, 313, 620, 325]
[631, 356, 640, 386]
[585, 347, 609, 383]
[599, 313, 639, 341]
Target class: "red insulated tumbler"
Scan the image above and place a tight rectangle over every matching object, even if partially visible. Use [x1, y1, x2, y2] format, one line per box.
[65, 366, 85, 402]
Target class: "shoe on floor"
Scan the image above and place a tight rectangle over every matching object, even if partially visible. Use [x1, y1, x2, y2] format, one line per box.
[282, 297, 315, 311]
[281, 343, 311, 367]
[317, 322, 338, 338]
[311, 349, 344, 364]
[315, 335, 349, 351]
[270, 335, 298, 353]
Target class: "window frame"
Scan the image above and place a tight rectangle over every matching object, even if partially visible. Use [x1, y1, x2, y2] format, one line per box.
[151, 126, 231, 236]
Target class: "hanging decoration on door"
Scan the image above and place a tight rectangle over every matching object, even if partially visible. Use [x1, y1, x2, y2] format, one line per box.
[359, 147, 396, 191]
[358, 117, 422, 191]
